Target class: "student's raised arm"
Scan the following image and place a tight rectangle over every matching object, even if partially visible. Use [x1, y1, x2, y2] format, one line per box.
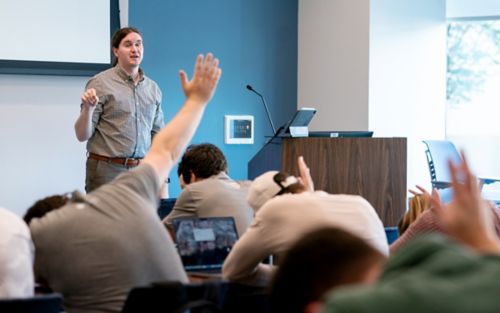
[142, 53, 221, 184]
[432, 151, 500, 254]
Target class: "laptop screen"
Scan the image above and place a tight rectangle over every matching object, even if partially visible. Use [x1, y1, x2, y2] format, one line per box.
[171, 217, 239, 271]
[283, 108, 317, 134]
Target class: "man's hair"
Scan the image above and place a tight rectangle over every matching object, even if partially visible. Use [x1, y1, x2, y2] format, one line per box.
[24, 195, 69, 225]
[177, 143, 228, 184]
[271, 227, 386, 313]
[111, 27, 142, 66]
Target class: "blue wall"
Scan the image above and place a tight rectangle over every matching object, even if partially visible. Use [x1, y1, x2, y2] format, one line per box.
[130, 0, 298, 197]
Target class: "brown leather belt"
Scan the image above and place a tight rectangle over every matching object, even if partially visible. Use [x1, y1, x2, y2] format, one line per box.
[88, 152, 142, 167]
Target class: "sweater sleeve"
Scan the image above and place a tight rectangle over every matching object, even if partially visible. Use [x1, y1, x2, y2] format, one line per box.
[222, 215, 274, 286]
[390, 210, 442, 253]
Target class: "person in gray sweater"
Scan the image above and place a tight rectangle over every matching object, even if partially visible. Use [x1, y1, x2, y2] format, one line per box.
[163, 143, 253, 237]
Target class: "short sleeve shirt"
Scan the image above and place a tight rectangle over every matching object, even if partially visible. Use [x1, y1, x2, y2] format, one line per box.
[30, 164, 187, 313]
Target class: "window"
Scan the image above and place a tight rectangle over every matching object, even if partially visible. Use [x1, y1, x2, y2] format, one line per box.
[446, 19, 500, 195]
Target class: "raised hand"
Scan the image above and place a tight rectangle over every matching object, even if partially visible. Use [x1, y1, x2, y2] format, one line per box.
[81, 88, 99, 109]
[409, 184, 430, 197]
[432, 151, 500, 253]
[297, 156, 314, 192]
[409, 185, 434, 211]
[179, 53, 222, 106]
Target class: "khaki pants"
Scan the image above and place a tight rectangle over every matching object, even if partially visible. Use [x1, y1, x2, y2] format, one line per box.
[85, 158, 132, 193]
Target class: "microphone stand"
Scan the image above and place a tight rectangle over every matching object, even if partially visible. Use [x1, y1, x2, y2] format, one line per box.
[246, 85, 277, 135]
[265, 125, 285, 146]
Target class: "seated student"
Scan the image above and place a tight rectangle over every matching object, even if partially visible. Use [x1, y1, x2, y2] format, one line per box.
[163, 143, 253, 236]
[24, 193, 78, 292]
[24, 194, 70, 225]
[0, 207, 35, 298]
[271, 227, 386, 313]
[222, 157, 388, 286]
[28, 53, 221, 313]
[398, 190, 430, 235]
[321, 153, 500, 313]
[390, 185, 500, 253]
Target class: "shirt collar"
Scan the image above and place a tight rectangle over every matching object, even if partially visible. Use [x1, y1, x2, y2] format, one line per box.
[114, 66, 145, 83]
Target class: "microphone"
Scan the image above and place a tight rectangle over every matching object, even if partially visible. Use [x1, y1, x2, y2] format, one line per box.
[246, 85, 276, 134]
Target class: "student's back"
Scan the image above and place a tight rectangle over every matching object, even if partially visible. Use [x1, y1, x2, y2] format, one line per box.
[0, 207, 34, 298]
[325, 235, 500, 313]
[223, 191, 388, 286]
[30, 166, 188, 313]
[165, 173, 253, 236]
[163, 143, 254, 237]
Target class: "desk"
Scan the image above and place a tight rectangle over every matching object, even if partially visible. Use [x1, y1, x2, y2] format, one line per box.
[249, 137, 407, 226]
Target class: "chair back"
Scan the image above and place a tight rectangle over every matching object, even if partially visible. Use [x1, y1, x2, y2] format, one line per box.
[157, 198, 177, 220]
[384, 227, 399, 245]
[122, 281, 271, 313]
[122, 281, 224, 313]
[423, 140, 461, 189]
[221, 283, 271, 313]
[0, 293, 63, 313]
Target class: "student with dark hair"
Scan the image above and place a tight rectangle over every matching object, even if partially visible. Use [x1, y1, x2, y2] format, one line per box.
[23, 194, 70, 225]
[31, 53, 221, 313]
[271, 227, 386, 313]
[177, 143, 228, 185]
[222, 157, 388, 286]
[163, 143, 253, 236]
[74, 26, 165, 193]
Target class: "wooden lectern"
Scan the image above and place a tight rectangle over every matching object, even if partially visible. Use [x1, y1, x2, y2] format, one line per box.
[248, 137, 407, 226]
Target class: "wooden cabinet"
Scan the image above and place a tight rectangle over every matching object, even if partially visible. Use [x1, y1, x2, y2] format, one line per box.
[249, 137, 407, 226]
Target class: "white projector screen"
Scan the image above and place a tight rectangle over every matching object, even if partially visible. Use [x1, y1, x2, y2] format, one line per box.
[0, 0, 119, 76]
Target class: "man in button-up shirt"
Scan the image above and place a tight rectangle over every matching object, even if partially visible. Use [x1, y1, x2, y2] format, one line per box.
[74, 27, 164, 193]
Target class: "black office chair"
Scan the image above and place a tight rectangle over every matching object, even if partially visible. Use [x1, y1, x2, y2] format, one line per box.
[121, 281, 224, 313]
[157, 198, 177, 220]
[423, 140, 500, 190]
[221, 283, 271, 313]
[0, 293, 63, 313]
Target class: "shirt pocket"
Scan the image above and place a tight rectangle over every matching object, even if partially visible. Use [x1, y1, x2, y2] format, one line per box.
[138, 95, 159, 129]
[103, 94, 134, 121]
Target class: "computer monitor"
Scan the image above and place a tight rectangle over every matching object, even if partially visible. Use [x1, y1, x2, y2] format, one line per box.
[283, 108, 317, 136]
[308, 131, 374, 138]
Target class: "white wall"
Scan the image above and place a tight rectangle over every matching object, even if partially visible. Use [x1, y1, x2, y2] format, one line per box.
[298, 0, 370, 131]
[369, 0, 447, 190]
[447, 0, 500, 18]
[0, 75, 87, 215]
[0, 1, 129, 216]
[298, 0, 447, 193]
[119, 0, 129, 26]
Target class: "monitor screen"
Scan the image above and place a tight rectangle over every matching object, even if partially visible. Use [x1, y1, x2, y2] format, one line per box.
[0, 0, 120, 76]
[283, 108, 317, 133]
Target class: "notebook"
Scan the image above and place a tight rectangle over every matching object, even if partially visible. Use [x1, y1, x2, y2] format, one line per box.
[171, 217, 239, 274]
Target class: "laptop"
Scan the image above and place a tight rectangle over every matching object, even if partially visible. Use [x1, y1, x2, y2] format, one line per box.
[171, 217, 239, 274]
